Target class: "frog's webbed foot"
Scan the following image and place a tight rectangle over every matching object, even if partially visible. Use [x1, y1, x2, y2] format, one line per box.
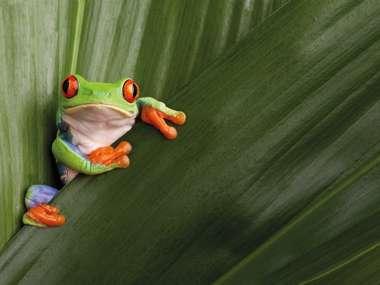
[23, 185, 65, 227]
[87, 141, 132, 168]
[141, 105, 186, 140]
[23, 204, 65, 227]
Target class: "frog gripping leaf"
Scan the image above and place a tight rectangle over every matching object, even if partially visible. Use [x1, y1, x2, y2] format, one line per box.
[87, 141, 132, 167]
[22, 75, 186, 227]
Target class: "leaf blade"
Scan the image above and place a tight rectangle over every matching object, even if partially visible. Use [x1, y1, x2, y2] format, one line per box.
[0, 0, 285, 249]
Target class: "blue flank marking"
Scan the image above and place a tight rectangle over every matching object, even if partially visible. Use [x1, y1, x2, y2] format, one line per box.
[56, 134, 85, 184]
[25, 185, 59, 208]
[59, 132, 86, 158]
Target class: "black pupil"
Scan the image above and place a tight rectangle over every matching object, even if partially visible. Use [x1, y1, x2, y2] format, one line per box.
[132, 84, 138, 97]
[62, 79, 69, 93]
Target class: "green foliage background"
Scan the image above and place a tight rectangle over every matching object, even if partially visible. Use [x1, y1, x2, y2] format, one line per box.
[0, 0, 286, 249]
[1, 0, 380, 284]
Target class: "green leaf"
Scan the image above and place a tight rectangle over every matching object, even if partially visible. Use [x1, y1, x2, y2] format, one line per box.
[0, 0, 284, 249]
[76, 0, 289, 99]
[1, 0, 380, 284]
[0, 0, 80, 249]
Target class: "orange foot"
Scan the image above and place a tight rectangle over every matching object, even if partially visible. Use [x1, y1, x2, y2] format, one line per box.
[87, 141, 132, 168]
[26, 204, 65, 227]
[141, 105, 186, 140]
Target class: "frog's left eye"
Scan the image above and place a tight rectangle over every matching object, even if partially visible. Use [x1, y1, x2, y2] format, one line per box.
[62, 75, 78, 98]
[123, 79, 140, 103]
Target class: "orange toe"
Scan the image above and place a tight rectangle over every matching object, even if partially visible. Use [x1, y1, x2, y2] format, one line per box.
[40, 204, 60, 214]
[163, 112, 186, 125]
[115, 141, 132, 155]
[163, 126, 178, 140]
[175, 112, 186, 125]
[141, 105, 185, 139]
[114, 155, 130, 168]
[88, 146, 115, 165]
[27, 204, 65, 227]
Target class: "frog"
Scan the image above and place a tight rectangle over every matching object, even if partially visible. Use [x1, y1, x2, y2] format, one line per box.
[23, 74, 186, 227]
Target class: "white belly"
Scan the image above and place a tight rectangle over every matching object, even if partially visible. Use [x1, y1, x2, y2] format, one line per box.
[62, 105, 137, 155]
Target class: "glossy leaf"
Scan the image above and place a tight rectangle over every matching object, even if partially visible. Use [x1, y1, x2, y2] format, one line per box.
[77, 0, 289, 99]
[0, 0, 284, 249]
[0, 0, 81, 249]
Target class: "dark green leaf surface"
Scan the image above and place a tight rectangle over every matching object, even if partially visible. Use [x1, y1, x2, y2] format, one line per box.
[1, 0, 380, 284]
[0, 0, 81, 249]
[0, 0, 285, 249]
[306, 236, 380, 284]
[216, 162, 380, 284]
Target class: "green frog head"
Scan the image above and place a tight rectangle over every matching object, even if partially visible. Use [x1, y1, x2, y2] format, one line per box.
[59, 74, 140, 118]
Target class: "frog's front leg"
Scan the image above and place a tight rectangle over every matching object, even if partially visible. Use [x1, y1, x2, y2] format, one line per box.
[52, 137, 130, 175]
[138, 97, 186, 139]
[87, 141, 132, 168]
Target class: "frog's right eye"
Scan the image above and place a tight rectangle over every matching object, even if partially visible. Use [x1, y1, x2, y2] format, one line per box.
[62, 75, 78, 98]
[123, 79, 140, 103]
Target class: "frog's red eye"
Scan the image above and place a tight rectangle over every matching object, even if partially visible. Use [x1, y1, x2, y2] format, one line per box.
[123, 79, 140, 103]
[62, 75, 78, 98]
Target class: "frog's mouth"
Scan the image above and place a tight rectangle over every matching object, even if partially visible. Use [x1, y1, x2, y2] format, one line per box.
[64, 103, 135, 118]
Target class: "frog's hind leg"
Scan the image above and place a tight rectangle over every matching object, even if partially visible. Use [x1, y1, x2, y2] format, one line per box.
[25, 185, 59, 209]
[57, 162, 78, 185]
[23, 185, 65, 227]
[23, 163, 77, 227]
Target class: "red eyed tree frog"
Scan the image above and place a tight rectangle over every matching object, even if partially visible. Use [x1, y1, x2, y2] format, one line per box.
[23, 74, 186, 227]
